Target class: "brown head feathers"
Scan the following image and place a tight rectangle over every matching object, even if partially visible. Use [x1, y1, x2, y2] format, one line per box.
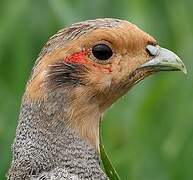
[24, 18, 156, 149]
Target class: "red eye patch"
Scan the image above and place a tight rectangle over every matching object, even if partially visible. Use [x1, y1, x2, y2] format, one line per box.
[64, 50, 112, 73]
[65, 51, 89, 64]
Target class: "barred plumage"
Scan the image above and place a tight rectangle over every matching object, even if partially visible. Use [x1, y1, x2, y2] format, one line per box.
[8, 18, 185, 179]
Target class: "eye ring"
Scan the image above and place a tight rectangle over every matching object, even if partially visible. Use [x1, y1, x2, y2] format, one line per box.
[91, 43, 113, 63]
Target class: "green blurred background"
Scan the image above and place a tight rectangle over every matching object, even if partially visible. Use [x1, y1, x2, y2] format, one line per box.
[0, 0, 193, 179]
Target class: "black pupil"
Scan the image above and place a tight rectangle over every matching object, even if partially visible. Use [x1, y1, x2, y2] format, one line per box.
[92, 44, 113, 60]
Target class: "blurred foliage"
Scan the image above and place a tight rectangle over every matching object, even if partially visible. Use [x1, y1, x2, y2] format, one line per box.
[0, 0, 193, 179]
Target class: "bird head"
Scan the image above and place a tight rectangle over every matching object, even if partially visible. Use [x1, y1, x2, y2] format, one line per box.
[25, 19, 186, 150]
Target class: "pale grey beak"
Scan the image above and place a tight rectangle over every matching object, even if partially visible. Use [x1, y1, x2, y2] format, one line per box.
[139, 45, 187, 74]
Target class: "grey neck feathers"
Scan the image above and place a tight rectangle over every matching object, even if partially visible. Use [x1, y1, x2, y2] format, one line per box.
[8, 91, 107, 179]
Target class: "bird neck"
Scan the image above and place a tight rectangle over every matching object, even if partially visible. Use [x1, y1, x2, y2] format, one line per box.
[9, 94, 105, 178]
[28, 86, 103, 149]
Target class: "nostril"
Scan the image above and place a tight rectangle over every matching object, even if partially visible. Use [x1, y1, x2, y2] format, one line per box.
[146, 45, 159, 56]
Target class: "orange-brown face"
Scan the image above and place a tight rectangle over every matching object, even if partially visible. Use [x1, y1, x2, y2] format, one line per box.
[26, 20, 156, 108]
[25, 19, 186, 149]
[58, 21, 156, 111]
[26, 19, 186, 110]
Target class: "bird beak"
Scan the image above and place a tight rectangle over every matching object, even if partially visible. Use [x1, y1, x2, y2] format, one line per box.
[139, 45, 187, 74]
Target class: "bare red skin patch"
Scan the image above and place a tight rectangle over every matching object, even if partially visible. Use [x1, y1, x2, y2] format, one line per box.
[65, 51, 89, 64]
[64, 51, 112, 73]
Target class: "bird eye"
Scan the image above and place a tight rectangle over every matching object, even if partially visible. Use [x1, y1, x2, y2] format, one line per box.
[92, 44, 113, 61]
